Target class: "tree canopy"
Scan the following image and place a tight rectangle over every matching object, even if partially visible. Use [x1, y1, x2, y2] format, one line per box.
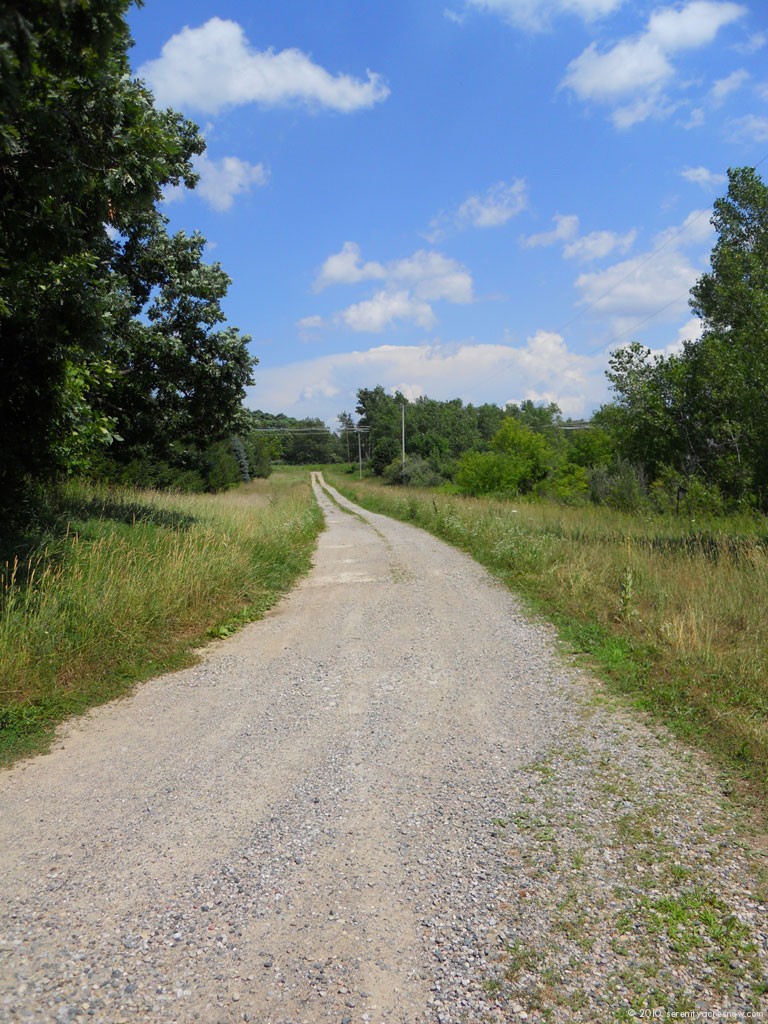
[0, 0, 255, 507]
[601, 166, 768, 510]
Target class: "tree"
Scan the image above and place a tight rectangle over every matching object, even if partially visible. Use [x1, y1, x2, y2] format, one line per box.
[0, 1, 254, 505]
[103, 227, 254, 462]
[455, 417, 553, 497]
[599, 167, 768, 508]
[685, 166, 768, 503]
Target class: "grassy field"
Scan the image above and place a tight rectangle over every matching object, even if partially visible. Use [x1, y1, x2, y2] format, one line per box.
[0, 470, 323, 764]
[326, 468, 768, 805]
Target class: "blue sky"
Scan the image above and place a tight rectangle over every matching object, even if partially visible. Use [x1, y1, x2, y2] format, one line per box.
[127, 0, 768, 425]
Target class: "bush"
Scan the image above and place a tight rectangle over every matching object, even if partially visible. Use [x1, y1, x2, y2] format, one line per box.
[649, 468, 727, 517]
[540, 463, 590, 504]
[454, 451, 521, 497]
[589, 460, 648, 512]
[383, 455, 444, 487]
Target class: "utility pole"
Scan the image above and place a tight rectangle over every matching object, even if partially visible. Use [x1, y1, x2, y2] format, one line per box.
[401, 402, 406, 471]
[357, 428, 363, 480]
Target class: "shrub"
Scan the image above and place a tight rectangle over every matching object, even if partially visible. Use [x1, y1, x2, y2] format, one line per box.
[589, 460, 648, 512]
[383, 455, 444, 487]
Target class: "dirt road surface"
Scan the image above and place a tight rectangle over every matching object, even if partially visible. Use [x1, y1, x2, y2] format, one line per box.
[1, 474, 766, 1024]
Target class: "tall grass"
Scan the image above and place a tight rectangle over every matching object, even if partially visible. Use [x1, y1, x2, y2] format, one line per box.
[0, 471, 323, 763]
[326, 470, 768, 801]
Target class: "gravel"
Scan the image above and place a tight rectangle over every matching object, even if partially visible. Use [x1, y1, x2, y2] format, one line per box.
[0, 472, 765, 1024]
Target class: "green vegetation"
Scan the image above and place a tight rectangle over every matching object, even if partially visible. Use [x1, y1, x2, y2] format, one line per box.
[325, 471, 768, 800]
[0, 1, 254, 511]
[0, 472, 322, 764]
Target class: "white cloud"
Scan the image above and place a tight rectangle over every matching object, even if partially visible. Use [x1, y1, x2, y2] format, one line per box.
[562, 1, 747, 127]
[139, 17, 389, 115]
[465, 0, 624, 32]
[456, 180, 529, 227]
[727, 113, 768, 142]
[564, 38, 673, 104]
[194, 154, 268, 211]
[387, 251, 474, 303]
[338, 290, 437, 333]
[711, 68, 749, 104]
[315, 244, 473, 303]
[647, 2, 745, 51]
[314, 242, 386, 290]
[683, 106, 706, 128]
[674, 316, 704, 350]
[427, 179, 527, 240]
[522, 214, 580, 248]
[246, 334, 608, 424]
[310, 245, 474, 333]
[159, 152, 268, 211]
[574, 209, 714, 329]
[297, 315, 326, 339]
[563, 228, 637, 262]
[522, 215, 635, 262]
[680, 165, 727, 188]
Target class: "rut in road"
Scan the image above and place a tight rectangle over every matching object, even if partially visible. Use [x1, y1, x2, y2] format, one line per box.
[1, 473, 765, 1024]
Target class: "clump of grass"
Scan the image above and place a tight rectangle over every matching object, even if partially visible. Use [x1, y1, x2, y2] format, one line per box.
[326, 471, 768, 804]
[0, 472, 323, 764]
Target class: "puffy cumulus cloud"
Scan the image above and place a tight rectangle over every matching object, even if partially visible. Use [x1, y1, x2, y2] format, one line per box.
[309, 245, 474, 334]
[561, 1, 747, 128]
[674, 316, 704, 350]
[338, 291, 437, 333]
[388, 251, 474, 303]
[194, 154, 268, 211]
[245, 334, 608, 424]
[314, 242, 386, 291]
[564, 38, 673, 105]
[521, 214, 580, 249]
[680, 165, 727, 189]
[138, 17, 389, 115]
[522, 215, 636, 262]
[427, 179, 528, 241]
[160, 153, 268, 211]
[464, 0, 623, 32]
[574, 209, 714, 330]
[315, 245, 474, 304]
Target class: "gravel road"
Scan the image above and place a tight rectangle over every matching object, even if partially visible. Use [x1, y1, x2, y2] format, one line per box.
[1, 473, 766, 1024]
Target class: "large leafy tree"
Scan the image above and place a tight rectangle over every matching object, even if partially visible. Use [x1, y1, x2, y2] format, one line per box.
[0, 0, 255, 501]
[599, 167, 768, 508]
[685, 166, 768, 502]
[105, 226, 254, 461]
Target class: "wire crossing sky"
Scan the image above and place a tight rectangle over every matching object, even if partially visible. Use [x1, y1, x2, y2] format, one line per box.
[128, 0, 768, 424]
